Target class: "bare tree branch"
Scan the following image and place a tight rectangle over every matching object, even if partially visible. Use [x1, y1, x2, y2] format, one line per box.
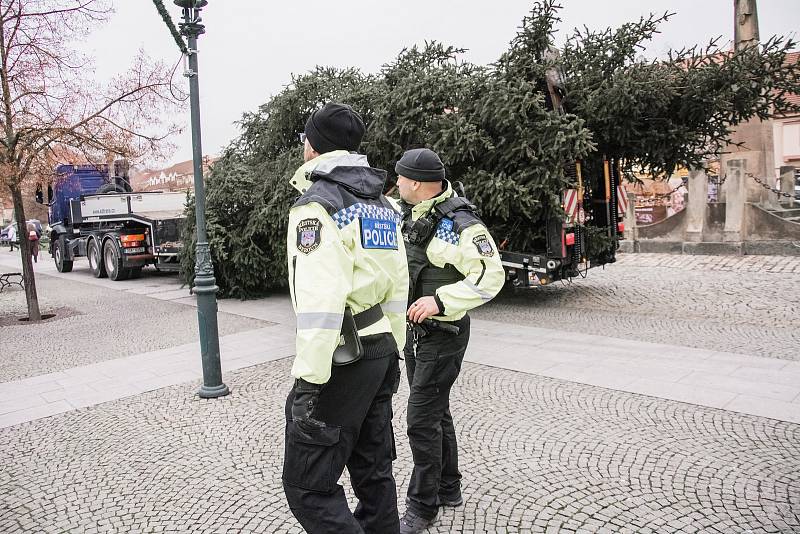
[0, 0, 183, 320]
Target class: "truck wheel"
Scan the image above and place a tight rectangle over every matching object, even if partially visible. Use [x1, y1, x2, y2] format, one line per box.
[54, 237, 73, 273]
[128, 267, 142, 279]
[88, 239, 107, 278]
[103, 239, 129, 281]
[497, 277, 517, 297]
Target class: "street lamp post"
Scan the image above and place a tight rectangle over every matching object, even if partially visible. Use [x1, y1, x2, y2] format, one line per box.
[175, 0, 229, 398]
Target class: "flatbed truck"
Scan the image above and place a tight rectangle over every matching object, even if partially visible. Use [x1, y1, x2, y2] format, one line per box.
[37, 164, 186, 281]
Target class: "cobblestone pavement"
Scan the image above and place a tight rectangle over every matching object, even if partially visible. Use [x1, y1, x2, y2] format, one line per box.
[473, 253, 800, 360]
[2, 358, 798, 534]
[614, 253, 800, 274]
[0, 273, 269, 383]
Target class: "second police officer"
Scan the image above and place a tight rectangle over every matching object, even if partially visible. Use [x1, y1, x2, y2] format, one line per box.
[394, 148, 505, 533]
[283, 103, 409, 534]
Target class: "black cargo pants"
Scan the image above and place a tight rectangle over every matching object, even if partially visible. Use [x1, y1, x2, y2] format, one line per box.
[404, 315, 470, 520]
[283, 335, 401, 534]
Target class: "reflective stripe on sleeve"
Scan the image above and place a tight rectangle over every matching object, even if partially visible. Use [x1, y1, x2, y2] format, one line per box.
[296, 312, 344, 330]
[461, 279, 494, 302]
[380, 300, 407, 314]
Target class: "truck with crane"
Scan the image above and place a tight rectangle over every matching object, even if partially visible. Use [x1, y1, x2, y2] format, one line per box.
[498, 62, 626, 289]
[36, 162, 186, 281]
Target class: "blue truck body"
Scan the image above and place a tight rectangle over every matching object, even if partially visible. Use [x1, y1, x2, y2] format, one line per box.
[49, 165, 107, 227]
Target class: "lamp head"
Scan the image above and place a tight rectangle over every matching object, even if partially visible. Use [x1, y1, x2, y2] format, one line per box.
[173, 0, 208, 8]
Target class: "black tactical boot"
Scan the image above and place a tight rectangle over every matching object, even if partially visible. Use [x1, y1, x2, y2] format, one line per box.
[399, 510, 437, 534]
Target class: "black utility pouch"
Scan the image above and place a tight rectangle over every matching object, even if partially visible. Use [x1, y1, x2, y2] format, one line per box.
[332, 307, 363, 366]
[392, 362, 402, 394]
[405, 214, 437, 245]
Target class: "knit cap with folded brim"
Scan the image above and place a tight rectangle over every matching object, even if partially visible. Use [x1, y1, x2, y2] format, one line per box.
[304, 102, 365, 154]
[394, 148, 445, 182]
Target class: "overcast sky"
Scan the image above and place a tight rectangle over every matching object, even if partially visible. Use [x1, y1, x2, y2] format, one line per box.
[82, 1, 800, 167]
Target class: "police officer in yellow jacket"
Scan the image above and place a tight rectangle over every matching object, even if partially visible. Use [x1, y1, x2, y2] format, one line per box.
[283, 103, 409, 534]
[395, 149, 505, 533]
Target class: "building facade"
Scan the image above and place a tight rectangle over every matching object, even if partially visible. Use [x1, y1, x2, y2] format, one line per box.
[131, 157, 215, 193]
[772, 52, 800, 176]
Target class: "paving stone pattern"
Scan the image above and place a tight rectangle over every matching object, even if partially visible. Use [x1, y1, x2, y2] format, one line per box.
[2, 358, 798, 533]
[474, 253, 800, 360]
[614, 254, 800, 274]
[0, 274, 269, 383]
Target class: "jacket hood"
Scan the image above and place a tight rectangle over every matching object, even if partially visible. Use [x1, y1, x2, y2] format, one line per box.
[312, 153, 387, 199]
[290, 152, 386, 199]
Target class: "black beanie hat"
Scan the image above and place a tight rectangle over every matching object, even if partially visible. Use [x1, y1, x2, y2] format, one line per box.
[395, 148, 445, 182]
[304, 103, 365, 154]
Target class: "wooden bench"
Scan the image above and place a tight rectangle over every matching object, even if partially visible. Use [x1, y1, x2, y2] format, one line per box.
[0, 272, 24, 292]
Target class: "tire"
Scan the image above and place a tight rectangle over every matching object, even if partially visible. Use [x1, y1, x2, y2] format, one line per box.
[88, 239, 107, 278]
[54, 237, 73, 273]
[497, 277, 518, 298]
[128, 266, 142, 279]
[103, 239, 129, 281]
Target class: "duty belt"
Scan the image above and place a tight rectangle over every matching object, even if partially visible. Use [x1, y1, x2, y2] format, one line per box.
[353, 304, 384, 330]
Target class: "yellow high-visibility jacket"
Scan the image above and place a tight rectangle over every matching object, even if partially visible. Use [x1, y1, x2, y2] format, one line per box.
[287, 151, 409, 384]
[400, 181, 505, 321]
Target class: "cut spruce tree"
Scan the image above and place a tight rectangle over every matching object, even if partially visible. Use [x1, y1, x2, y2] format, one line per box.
[180, 1, 799, 299]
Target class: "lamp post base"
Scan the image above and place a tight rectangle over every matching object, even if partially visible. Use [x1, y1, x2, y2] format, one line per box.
[198, 383, 231, 399]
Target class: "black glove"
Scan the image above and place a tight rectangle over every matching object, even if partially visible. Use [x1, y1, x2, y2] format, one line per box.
[292, 378, 325, 431]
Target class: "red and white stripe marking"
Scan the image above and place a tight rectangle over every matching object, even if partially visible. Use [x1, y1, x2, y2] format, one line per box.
[616, 184, 628, 216]
[563, 189, 578, 223]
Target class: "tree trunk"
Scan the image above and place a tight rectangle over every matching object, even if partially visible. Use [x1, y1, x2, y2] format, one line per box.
[9, 182, 41, 321]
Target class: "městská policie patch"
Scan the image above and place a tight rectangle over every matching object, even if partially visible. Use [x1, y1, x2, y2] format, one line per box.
[296, 218, 322, 255]
[472, 234, 494, 257]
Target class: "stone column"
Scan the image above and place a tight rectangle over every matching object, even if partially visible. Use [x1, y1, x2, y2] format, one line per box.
[765, 173, 782, 209]
[723, 2, 776, 207]
[734, 0, 759, 51]
[625, 191, 637, 241]
[684, 168, 708, 242]
[780, 166, 795, 208]
[724, 159, 746, 242]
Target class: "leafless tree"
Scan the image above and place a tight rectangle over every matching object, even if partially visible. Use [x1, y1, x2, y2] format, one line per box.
[0, 0, 183, 320]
